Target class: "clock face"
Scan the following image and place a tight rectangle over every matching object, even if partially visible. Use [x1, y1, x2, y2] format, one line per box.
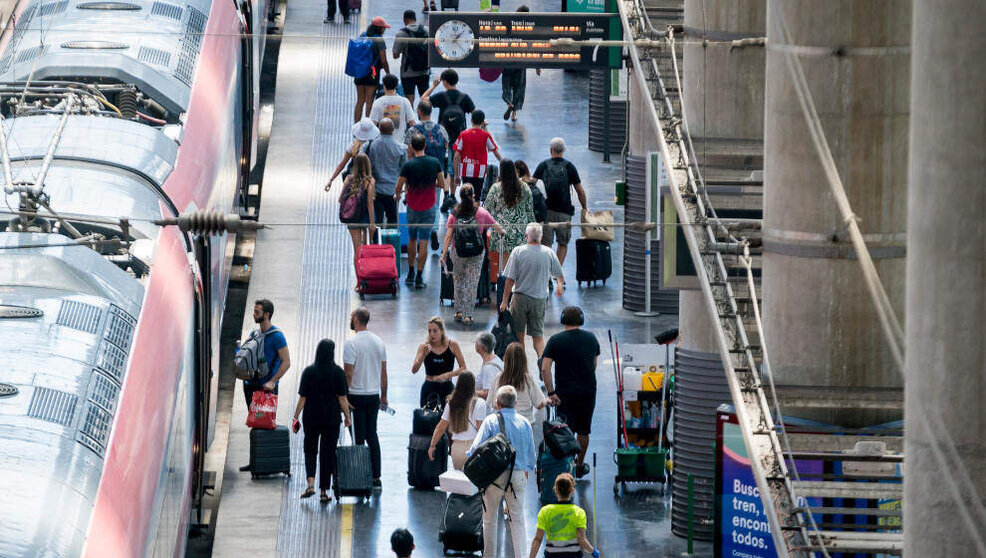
[434, 20, 475, 61]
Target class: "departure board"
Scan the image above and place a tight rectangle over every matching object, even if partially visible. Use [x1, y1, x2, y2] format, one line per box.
[428, 12, 620, 69]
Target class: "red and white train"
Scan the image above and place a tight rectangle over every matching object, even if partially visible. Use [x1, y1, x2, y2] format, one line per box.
[0, 0, 270, 555]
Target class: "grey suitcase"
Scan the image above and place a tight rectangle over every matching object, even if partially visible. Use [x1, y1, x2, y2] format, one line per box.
[249, 426, 291, 478]
[335, 425, 373, 500]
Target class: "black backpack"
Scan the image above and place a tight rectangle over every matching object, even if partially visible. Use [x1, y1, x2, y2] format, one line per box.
[441, 91, 467, 141]
[454, 214, 485, 257]
[463, 413, 516, 490]
[530, 184, 548, 222]
[542, 159, 572, 211]
[402, 25, 429, 72]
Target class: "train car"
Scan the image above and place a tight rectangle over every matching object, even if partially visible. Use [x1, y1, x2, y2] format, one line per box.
[0, 0, 269, 555]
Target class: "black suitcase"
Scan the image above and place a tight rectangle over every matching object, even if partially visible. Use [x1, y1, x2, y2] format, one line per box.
[408, 433, 448, 489]
[440, 255, 455, 306]
[249, 426, 291, 478]
[476, 253, 491, 305]
[441, 253, 492, 307]
[334, 425, 373, 500]
[575, 238, 612, 286]
[439, 493, 484, 554]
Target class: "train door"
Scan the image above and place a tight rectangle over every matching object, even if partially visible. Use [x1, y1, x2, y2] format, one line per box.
[191, 236, 213, 521]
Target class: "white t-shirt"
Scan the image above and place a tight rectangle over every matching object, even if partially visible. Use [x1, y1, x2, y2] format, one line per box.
[343, 330, 386, 395]
[441, 397, 489, 440]
[370, 94, 415, 139]
[476, 357, 504, 392]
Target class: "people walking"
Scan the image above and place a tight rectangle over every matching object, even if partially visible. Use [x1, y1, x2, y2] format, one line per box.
[371, 74, 416, 139]
[343, 307, 388, 488]
[292, 339, 352, 502]
[468, 385, 537, 558]
[412, 316, 467, 406]
[323, 0, 350, 24]
[364, 119, 406, 229]
[486, 342, 549, 426]
[529, 473, 600, 558]
[533, 137, 589, 265]
[326, 117, 379, 190]
[441, 184, 504, 325]
[238, 299, 290, 472]
[498, 224, 565, 357]
[395, 134, 447, 288]
[338, 152, 377, 281]
[392, 10, 430, 105]
[474, 332, 503, 399]
[541, 306, 599, 478]
[452, 110, 502, 200]
[427, 371, 488, 469]
[353, 17, 391, 123]
[405, 101, 450, 251]
[500, 6, 539, 121]
[422, 69, 476, 165]
[483, 158, 535, 269]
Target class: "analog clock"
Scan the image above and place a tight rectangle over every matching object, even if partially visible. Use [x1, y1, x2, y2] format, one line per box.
[434, 20, 475, 61]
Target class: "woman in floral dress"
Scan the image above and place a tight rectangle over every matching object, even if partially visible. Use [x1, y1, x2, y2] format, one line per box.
[483, 158, 535, 270]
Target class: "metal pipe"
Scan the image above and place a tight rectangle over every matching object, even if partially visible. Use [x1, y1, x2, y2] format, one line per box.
[33, 96, 75, 195]
[0, 114, 13, 193]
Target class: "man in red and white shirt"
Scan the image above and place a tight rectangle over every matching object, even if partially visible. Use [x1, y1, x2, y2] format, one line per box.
[452, 109, 502, 200]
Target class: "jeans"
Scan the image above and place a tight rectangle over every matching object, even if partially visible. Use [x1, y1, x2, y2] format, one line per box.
[303, 420, 341, 490]
[325, 0, 348, 19]
[347, 393, 381, 479]
[482, 470, 529, 558]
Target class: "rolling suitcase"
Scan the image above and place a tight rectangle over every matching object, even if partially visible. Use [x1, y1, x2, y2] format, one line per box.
[476, 253, 491, 305]
[356, 243, 398, 298]
[380, 228, 403, 276]
[575, 238, 612, 287]
[408, 433, 448, 489]
[249, 426, 291, 478]
[439, 493, 484, 554]
[440, 254, 455, 305]
[334, 425, 373, 500]
[536, 441, 575, 505]
[398, 210, 409, 253]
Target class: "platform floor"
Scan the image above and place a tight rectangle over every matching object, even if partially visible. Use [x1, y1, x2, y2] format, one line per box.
[208, 0, 708, 555]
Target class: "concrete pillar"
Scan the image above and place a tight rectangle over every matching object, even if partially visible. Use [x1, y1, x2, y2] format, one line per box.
[679, 0, 766, 355]
[904, 0, 986, 554]
[762, 0, 910, 426]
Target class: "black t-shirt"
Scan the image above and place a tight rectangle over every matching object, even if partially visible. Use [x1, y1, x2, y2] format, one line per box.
[298, 364, 349, 426]
[430, 90, 475, 141]
[543, 329, 600, 394]
[400, 155, 443, 189]
[533, 157, 581, 215]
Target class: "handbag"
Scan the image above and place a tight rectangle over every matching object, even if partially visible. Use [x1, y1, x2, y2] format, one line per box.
[246, 391, 278, 430]
[580, 209, 615, 242]
[413, 392, 444, 436]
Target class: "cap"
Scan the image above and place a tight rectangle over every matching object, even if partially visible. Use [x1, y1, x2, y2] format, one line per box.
[352, 117, 380, 142]
[371, 16, 390, 28]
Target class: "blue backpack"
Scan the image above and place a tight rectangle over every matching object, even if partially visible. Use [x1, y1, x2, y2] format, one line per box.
[412, 122, 448, 166]
[345, 34, 376, 79]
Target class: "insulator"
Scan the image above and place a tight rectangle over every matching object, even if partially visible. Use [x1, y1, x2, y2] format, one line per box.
[116, 89, 137, 119]
[156, 209, 264, 236]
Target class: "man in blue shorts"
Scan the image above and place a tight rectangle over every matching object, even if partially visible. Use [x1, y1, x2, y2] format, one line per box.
[395, 134, 447, 288]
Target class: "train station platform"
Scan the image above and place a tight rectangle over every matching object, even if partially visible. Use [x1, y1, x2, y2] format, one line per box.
[208, 0, 708, 555]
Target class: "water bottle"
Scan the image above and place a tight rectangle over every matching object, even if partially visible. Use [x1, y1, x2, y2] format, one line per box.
[380, 404, 396, 416]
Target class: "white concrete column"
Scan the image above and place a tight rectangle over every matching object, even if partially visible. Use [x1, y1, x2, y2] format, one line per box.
[904, 0, 986, 553]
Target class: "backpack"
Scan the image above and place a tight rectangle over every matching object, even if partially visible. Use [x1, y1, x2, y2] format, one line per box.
[542, 159, 572, 212]
[454, 214, 485, 257]
[345, 34, 376, 79]
[463, 413, 516, 490]
[402, 25, 429, 72]
[414, 122, 447, 165]
[440, 90, 467, 141]
[339, 180, 368, 223]
[530, 183, 548, 222]
[233, 327, 275, 382]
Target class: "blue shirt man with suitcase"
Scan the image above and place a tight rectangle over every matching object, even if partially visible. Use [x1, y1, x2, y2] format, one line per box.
[239, 298, 290, 472]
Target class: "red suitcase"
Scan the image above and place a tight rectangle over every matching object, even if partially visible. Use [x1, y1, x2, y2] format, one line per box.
[357, 244, 398, 299]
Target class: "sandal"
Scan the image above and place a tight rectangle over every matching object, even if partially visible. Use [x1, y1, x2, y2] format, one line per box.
[301, 487, 316, 499]
[430, 0, 437, 10]
[454, 312, 463, 322]
[319, 493, 331, 503]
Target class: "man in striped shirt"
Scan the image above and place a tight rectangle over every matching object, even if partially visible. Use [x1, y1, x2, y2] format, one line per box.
[452, 110, 502, 201]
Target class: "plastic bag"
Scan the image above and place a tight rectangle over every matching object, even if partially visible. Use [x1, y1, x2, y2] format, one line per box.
[247, 391, 278, 429]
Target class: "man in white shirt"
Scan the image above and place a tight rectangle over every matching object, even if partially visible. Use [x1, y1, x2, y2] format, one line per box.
[473, 332, 503, 400]
[343, 306, 388, 488]
[370, 74, 416, 140]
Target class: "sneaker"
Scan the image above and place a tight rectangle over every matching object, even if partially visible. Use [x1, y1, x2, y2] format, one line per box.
[343, 16, 351, 24]
[576, 463, 590, 479]
[430, 230, 440, 251]
[415, 272, 426, 289]
[323, 14, 332, 23]
[372, 478, 383, 489]
[405, 269, 416, 285]
[239, 464, 252, 472]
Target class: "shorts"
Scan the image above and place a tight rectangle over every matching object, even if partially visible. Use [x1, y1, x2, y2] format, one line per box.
[542, 209, 573, 246]
[407, 207, 436, 241]
[510, 292, 546, 338]
[401, 74, 429, 97]
[557, 390, 596, 435]
[354, 72, 380, 87]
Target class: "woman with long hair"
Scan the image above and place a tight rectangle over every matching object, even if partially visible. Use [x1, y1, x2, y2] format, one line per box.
[441, 184, 504, 325]
[486, 341, 548, 425]
[326, 117, 379, 190]
[483, 158, 534, 270]
[353, 17, 391, 122]
[291, 339, 352, 503]
[412, 316, 467, 406]
[337, 152, 377, 283]
[426, 371, 488, 469]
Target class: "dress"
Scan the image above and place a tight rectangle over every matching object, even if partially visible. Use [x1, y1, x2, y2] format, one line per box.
[483, 181, 534, 254]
